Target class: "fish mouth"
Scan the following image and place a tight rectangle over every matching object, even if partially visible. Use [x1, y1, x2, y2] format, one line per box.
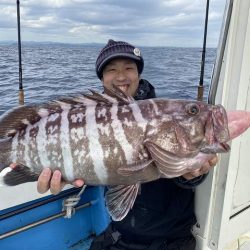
[202, 105, 230, 153]
[213, 105, 230, 142]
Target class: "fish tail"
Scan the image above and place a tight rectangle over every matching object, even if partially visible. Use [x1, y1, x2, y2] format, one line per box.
[0, 164, 39, 187]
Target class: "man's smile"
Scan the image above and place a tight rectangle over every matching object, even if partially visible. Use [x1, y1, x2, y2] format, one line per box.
[116, 84, 130, 93]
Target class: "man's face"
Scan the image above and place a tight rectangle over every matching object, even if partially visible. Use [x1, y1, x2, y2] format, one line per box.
[102, 58, 140, 97]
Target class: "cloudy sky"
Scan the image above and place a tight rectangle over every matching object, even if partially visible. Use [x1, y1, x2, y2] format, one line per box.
[0, 0, 227, 47]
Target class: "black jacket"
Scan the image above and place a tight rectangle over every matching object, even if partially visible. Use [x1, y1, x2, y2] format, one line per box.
[112, 79, 206, 244]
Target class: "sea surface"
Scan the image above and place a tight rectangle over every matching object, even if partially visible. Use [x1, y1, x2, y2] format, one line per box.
[0, 43, 217, 115]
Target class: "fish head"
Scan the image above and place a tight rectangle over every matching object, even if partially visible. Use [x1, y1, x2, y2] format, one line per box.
[145, 100, 230, 160]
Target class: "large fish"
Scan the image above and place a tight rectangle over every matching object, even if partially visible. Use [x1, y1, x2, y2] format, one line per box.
[0, 86, 250, 220]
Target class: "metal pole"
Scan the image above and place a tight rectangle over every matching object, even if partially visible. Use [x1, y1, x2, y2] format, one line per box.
[208, 0, 234, 104]
[16, 0, 24, 105]
[197, 0, 210, 102]
[0, 200, 97, 240]
[0, 188, 83, 221]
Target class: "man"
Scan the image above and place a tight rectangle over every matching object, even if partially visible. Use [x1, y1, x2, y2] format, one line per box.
[37, 39, 218, 250]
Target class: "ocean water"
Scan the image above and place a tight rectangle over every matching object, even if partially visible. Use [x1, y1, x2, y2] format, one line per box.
[0, 44, 216, 115]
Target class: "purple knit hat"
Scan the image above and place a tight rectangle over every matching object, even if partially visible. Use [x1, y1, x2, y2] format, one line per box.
[95, 39, 144, 79]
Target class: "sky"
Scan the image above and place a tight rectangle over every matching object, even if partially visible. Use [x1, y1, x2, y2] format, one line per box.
[0, 0, 227, 47]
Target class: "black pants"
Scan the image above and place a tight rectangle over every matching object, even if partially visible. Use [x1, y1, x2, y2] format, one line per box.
[89, 225, 196, 250]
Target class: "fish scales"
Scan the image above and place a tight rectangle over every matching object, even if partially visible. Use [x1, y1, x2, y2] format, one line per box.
[79, 98, 107, 183]
[23, 122, 32, 169]
[27, 126, 40, 168]
[95, 102, 126, 183]
[139, 99, 160, 119]
[16, 126, 31, 167]
[37, 111, 63, 172]
[68, 105, 91, 181]
[45, 112, 63, 169]
[36, 115, 53, 169]
[109, 101, 134, 166]
[60, 103, 75, 180]
[93, 102, 150, 184]
[11, 110, 61, 173]
[117, 103, 146, 159]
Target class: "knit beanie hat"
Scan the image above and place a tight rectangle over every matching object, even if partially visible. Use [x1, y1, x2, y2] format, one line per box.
[96, 39, 144, 79]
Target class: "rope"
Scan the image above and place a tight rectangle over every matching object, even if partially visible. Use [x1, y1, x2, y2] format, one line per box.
[62, 185, 87, 219]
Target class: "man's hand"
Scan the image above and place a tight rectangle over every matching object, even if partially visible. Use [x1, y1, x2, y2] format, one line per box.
[37, 168, 85, 195]
[182, 155, 218, 180]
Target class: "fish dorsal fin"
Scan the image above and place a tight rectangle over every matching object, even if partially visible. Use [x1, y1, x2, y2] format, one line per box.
[0, 87, 131, 138]
[54, 97, 83, 105]
[104, 85, 135, 104]
[81, 90, 113, 104]
[59, 91, 117, 105]
[73, 87, 134, 105]
[0, 91, 108, 138]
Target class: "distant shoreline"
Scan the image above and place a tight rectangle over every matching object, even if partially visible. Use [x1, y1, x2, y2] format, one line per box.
[0, 41, 104, 47]
[0, 40, 216, 49]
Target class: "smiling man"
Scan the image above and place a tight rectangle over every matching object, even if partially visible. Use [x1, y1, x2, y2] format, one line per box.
[95, 40, 144, 97]
[37, 39, 217, 250]
[102, 58, 139, 95]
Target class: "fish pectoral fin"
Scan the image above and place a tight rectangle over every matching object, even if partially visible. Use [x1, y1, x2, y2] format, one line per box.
[105, 184, 140, 221]
[117, 159, 153, 176]
[145, 141, 188, 178]
[154, 160, 187, 178]
[145, 141, 183, 165]
[0, 164, 39, 186]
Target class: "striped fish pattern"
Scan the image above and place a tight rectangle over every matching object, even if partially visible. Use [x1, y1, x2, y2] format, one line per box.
[1, 86, 244, 220]
[0, 93, 160, 185]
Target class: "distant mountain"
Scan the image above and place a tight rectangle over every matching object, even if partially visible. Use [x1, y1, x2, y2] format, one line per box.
[0, 40, 213, 49]
[0, 40, 104, 47]
[0, 40, 16, 45]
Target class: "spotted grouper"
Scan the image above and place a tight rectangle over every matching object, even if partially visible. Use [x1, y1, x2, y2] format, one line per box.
[0, 86, 250, 220]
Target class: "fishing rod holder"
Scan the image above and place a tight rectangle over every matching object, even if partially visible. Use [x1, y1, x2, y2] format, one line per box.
[62, 185, 87, 219]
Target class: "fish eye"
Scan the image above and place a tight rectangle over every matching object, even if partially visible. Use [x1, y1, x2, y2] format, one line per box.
[187, 104, 200, 115]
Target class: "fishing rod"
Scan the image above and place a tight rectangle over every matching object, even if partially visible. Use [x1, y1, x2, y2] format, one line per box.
[197, 0, 210, 102]
[16, 0, 24, 105]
